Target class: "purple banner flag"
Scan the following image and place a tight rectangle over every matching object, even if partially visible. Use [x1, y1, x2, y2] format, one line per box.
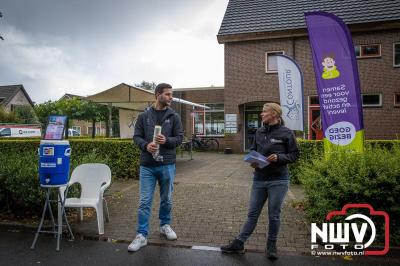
[305, 11, 364, 153]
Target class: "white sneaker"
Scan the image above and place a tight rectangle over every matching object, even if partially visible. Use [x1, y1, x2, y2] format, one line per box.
[160, 224, 177, 240]
[128, 234, 147, 252]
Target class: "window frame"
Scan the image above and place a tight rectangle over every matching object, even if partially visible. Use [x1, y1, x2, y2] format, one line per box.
[394, 42, 400, 67]
[362, 93, 382, 107]
[193, 103, 225, 137]
[265, 50, 285, 73]
[72, 126, 81, 134]
[394, 93, 400, 107]
[308, 95, 320, 107]
[354, 44, 381, 59]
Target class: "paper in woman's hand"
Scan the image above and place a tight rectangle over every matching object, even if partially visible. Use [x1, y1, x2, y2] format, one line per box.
[243, 151, 270, 168]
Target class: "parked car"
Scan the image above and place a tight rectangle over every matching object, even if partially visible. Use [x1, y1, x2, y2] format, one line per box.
[0, 127, 11, 137]
[67, 128, 81, 136]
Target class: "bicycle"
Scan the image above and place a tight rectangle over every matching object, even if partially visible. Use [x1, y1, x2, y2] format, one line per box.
[183, 134, 219, 151]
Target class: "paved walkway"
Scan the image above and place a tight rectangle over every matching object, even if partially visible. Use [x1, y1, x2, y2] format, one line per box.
[71, 152, 310, 254]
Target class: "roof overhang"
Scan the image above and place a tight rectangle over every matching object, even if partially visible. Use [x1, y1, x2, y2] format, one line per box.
[217, 20, 400, 44]
[86, 83, 210, 110]
[86, 83, 155, 111]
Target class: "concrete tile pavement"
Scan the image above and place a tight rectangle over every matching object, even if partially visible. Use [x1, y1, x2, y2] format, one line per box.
[71, 152, 311, 254]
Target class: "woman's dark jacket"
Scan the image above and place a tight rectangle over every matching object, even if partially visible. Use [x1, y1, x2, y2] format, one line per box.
[251, 123, 299, 181]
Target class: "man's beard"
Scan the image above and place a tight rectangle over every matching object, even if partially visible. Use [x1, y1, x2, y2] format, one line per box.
[163, 99, 172, 106]
[160, 99, 171, 107]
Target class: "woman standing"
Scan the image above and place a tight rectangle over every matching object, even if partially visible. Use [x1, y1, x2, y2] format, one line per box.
[221, 103, 299, 260]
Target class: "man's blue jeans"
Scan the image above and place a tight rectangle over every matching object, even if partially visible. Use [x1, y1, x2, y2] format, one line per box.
[137, 164, 176, 237]
[238, 179, 289, 243]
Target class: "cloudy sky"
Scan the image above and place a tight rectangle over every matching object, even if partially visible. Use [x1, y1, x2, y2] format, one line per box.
[0, 0, 228, 103]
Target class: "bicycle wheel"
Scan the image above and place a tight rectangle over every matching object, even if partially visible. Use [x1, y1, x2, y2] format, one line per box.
[183, 142, 191, 151]
[205, 138, 219, 151]
[189, 140, 200, 151]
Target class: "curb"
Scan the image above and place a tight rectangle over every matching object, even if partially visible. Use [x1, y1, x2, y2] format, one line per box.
[2, 222, 399, 257]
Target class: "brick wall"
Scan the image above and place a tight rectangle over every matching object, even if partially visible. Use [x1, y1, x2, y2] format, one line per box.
[172, 89, 225, 148]
[224, 29, 400, 152]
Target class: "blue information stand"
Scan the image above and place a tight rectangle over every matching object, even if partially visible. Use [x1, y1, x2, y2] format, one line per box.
[31, 116, 74, 251]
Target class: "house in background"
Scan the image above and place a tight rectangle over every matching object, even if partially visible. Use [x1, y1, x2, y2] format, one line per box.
[59, 93, 106, 136]
[0, 84, 34, 112]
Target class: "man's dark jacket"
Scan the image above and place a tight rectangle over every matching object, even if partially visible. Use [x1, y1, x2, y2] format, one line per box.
[133, 106, 184, 166]
[251, 123, 299, 181]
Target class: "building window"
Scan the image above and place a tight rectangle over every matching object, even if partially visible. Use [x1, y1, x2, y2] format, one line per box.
[265, 51, 284, 73]
[193, 103, 224, 136]
[309, 95, 320, 106]
[362, 94, 382, 107]
[394, 43, 400, 67]
[394, 93, 400, 107]
[72, 126, 81, 134]
[88, 126, 102, 135]
[354, 44, 381, 58]
[355, 45, 361, 57]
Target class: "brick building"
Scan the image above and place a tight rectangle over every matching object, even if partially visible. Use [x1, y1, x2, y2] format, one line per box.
[172, 86, 225, 146]
[203, 0, 400, 152]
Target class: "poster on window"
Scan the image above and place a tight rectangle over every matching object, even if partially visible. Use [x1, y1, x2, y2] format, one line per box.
[305, 11, 364, 153]
[225, 114, 237, 134]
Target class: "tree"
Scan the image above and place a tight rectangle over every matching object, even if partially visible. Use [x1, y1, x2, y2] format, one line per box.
[34, 99, 82, 133]
[135, 81, 156, 91]
[0, 107, 21, 123]
[34, 98, 116, 138]
[13, 106, 39, 124]
[55, 97, 86, 120]
[79, 101, 109, 138]
[34, 100, 59, 126]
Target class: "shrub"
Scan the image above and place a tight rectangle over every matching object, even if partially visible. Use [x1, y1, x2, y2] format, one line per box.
[0, 139, 140, 216]
[289, 140, 323, 184]
[0, 150, 44, 215]
[0, 139, 141, 179]
[288, 140, 400, 184]
[298, 144, 400, 245]
[0, 147, 116, 216]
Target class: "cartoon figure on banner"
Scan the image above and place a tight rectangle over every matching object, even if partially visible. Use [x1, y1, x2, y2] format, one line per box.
[322, 53, 340, 80]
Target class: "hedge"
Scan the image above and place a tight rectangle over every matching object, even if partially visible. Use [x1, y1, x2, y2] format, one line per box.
[1, 139, 399, 219]
[0, 139, 140, 215]
[289, 140, 400, 184]
[0, 139, 141, 179]
[298, 143, 400, 246]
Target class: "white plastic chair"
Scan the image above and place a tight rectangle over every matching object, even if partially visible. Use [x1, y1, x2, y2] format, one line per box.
[60, 163, 111, 235]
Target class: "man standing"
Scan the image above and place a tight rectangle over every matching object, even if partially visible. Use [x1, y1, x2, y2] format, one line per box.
[128, 83, 183, 252]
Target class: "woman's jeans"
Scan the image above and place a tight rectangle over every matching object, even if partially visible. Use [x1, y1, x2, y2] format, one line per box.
[238, 179, 289, 243]
[137, 164, 176, 237]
